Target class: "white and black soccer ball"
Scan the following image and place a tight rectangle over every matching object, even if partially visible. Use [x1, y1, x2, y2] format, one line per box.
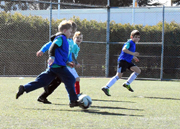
[78, 94, 92, 109]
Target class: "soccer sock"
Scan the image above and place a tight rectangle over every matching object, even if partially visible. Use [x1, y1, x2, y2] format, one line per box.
[75, 81, 80, 94]
[106, 76, 119, 88]
[126, 72, 139, 85]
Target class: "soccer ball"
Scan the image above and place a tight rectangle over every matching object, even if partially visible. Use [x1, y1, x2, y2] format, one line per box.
[78, 94, 92, 109]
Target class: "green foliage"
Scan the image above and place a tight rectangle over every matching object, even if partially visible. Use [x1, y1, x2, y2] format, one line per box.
[0, 12, 179, 78]
[1, 11, 180, 44]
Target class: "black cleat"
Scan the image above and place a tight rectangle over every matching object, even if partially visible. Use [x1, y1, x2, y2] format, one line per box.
[16, 85, 25, 99]
[123, 83, 134, 92]
[69, 101, 83, 108]
[101, 87, 111, 96]
[37, 97, 52, 104]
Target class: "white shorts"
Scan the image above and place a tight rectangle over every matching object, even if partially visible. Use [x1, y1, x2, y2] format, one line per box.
[67, 67, 79, 78]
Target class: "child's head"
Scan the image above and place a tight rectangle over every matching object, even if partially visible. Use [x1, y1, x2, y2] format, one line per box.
[130, 30, 140, 43]
[68, 20, 77, 39]
[58, 20, 72, 39]
[73, 31, 83, 46]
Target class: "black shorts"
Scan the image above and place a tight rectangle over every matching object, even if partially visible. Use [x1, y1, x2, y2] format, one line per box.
[117, 60, 136, 73]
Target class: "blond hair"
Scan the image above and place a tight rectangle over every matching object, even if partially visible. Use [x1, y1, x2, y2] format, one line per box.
[73, 31, 83, 40]
[58, 20, 72, 32]
[130, 30, 140, 38]
[68, 20, 77, 31]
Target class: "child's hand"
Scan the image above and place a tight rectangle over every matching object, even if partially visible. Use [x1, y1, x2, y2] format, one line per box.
[36, 51, 43, 57]
[67, 62, 75, 68]
[76, 63, 81, 68]
[48, 57, 55, 66]
[133, 52, 139, 56]
[133, 56, 139, 62]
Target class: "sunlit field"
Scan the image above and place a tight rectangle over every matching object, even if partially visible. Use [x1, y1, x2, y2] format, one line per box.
[0, 77, 180, 129]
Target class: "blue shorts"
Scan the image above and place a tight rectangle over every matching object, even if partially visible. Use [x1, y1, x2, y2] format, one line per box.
[117, 60, 136, 73]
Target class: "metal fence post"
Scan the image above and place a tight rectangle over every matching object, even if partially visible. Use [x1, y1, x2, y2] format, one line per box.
[49, 0, 52, 40]
[105, 0, 110, 77]
[58, 0, 60, 19]
[160, 5, 165, 80]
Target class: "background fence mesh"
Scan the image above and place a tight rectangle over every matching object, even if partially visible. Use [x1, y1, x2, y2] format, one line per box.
[0, 1, 179, 80]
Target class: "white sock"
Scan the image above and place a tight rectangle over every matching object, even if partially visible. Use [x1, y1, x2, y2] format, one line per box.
[105, 76, 119, 89]
[126, 72, 139, 85]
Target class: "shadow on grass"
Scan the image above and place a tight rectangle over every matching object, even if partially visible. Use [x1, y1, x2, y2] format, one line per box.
[52, 103, 143, 111]
[91, 105, 143, 111]
[134, 96, 180, 100]
[24, 107, 144, 117]
[82, 109, 144, 117]
[92, 99, 135, 103]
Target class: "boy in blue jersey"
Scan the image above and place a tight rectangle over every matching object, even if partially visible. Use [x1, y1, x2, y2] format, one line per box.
[102, 30, 141, 96]
[36, 21, 78, 104]
[16, 20, 83, 108]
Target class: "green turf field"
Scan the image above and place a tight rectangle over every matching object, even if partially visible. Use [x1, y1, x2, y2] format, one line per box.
[0, 77, 180, 129]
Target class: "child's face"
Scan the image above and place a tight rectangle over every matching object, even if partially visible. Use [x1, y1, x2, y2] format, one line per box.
[64, 28, 72, 39]
[69, 28, 77, 39]
[132, 35, 140, 43]
[74, 35, 83, 45]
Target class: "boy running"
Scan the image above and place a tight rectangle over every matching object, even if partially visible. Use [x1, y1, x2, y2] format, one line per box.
[36, 21, 80, 104]
[102, 30, 141, 96]
[16, 20, 82, 108]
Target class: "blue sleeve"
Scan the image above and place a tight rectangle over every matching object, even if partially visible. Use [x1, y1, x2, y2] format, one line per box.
[40, 41, 52, 53]
[68, 52, 73, 62]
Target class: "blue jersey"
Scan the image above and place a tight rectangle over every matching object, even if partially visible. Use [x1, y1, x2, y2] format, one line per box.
[51, 35, 69, 67]
[39, 38, 72, 62]
[118, 39, 136, 63]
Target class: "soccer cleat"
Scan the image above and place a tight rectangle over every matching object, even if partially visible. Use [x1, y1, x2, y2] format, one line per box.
[37, 97, 52, 104]
[69, 100, 84, 108]
[101, 87, 111, 96]
[123, 83, 134, 92]
[16, 85, 25, 99]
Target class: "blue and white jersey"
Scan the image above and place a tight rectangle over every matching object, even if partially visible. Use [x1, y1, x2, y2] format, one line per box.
[118, 39, 136, 63]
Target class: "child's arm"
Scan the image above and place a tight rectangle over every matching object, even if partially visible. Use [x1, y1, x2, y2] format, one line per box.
[133, 56, 139, 62]
[122, 43, 139, 56]
[36, 41, 52, 57]
[123, 47, 139, 56]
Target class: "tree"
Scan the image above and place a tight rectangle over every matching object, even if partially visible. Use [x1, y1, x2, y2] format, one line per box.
[0, 0, 180, 12]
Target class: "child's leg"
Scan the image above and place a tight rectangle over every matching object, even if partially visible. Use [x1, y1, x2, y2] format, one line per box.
[24, 70, 56, 93]
[38, 77, 61, 103]
[102, 66, 124, 96]
[51, 67, 78, 102]
[104, 72, 123, 89]
[75, 77, 80, 94]
[67, 67, 80, 95]
[125, 66, 141, 85]
[16, 69, 56, 99]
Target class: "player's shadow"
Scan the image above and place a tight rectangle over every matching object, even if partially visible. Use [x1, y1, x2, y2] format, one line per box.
[91, 105, 143, 111]
[24, 107, 143, 117]
[92, 99, 135, 103]
[81, 109, 144, 117]
[52, 103, 143, 111]
[134, 96, 180, 100]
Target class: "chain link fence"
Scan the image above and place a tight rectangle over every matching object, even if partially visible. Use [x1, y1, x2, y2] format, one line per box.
[0, 0, 179, 80]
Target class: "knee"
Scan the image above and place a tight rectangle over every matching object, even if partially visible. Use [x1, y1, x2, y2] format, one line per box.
[136, 68, 141, 75]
